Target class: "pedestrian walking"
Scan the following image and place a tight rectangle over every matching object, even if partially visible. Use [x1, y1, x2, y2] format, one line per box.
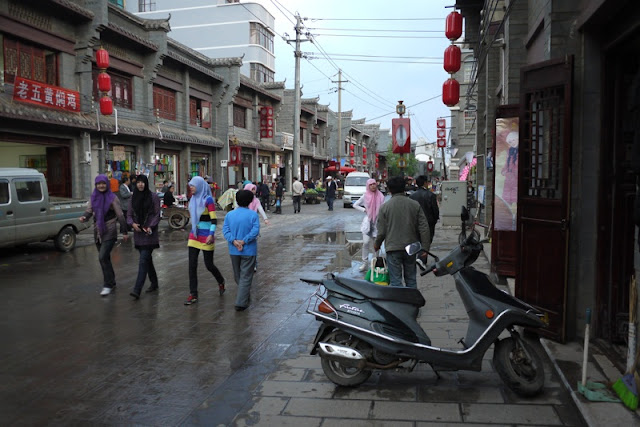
[184, 176, 226, 305]
[325, 176, 337, 211]
[374, 176, 431, 288]
[222, 190, 260, 311]
[410, 175, 440, 243]
[259, 181, 270, 212]
[274, 178, 284, 214]
[117, 175, 132, 220]
[127, 175, 161, 299]
[79, 174, 129, 296]
[292, 176, 304, 213]
[244, 183, 270, 225]
[353, 179, 385, 271]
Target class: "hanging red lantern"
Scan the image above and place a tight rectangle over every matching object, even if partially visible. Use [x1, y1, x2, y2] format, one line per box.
[443, 78, 460, 107]
[97, 72, 111, 93]
[444, 44, 461, 73]
[350, 150, 354, 157]
[350, 159, 355, 165]
[445, 11, 463, 41]
[363, 159, 367, 165]
[362, 146, 367, 153]
[100, 96, 113, 115]
[375, 152, 379, 158]
[96, 47, 110, 69]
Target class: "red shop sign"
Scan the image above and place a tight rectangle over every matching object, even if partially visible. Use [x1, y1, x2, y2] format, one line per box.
[12, 77, 80, 112]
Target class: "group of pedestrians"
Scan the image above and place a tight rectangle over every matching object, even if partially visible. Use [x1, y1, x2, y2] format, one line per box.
[81, 174, 262, 312]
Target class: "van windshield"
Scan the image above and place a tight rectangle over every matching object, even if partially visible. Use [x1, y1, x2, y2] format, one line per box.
[345, 177, 369, 186]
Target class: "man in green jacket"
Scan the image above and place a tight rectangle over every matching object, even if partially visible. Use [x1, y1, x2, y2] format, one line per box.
[374, 176, 431, 288]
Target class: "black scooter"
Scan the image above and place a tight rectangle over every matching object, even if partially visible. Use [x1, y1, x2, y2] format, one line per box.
[302, 207, 548, 397]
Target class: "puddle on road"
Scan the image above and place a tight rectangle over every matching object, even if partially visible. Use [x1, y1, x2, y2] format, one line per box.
[285, 230, 362, 273]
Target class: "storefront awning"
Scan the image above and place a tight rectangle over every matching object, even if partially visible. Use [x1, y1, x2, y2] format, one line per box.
[324, 165, 356, 173]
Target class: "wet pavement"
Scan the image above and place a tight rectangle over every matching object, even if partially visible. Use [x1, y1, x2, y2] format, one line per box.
[0, 199, 586, 426]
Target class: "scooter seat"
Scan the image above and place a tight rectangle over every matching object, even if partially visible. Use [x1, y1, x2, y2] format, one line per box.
[335, 277, 426, 307]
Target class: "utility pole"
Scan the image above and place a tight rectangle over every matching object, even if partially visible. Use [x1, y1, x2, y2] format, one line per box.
[291, 14, 309, 186]
[332, 69, 348, 173]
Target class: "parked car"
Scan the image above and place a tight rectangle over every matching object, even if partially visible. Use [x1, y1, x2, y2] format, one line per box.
[343, 171, 371, 208]
[0, 168, 90, 252]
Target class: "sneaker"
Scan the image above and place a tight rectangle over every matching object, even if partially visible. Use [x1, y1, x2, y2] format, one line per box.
[358, 263, 368, 272]
[129, 292, 140, 300]
[184, 295, 198, 305]
[145, 285, 159, 293]
[100, 287, 113, 296]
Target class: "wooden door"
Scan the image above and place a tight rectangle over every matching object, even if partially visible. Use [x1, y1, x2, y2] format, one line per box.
[516, 57, 573, 342]
[46, 146, 71, 197]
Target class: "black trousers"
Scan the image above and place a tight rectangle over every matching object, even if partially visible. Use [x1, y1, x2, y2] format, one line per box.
[188, 246, 225, 297]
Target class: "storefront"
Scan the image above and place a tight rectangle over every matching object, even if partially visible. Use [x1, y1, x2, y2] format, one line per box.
[257, 152, 272, 183]
[153, 150, 179, 193]
[106, 143, 136, 182]
[190, 151, 210, 179]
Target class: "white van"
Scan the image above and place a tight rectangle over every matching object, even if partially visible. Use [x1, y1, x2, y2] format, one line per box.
[343, 171, 371, 208]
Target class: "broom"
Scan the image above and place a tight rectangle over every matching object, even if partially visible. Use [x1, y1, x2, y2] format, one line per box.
[612, 274, 639, 410]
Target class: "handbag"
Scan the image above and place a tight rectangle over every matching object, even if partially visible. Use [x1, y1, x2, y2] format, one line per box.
[365, 256, 389, 286]
[276, 199, 281, 207]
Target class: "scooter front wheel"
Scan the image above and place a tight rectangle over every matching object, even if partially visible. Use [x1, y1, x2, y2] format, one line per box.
[493, 337, 545, 397]
[320, 330, 372, 387]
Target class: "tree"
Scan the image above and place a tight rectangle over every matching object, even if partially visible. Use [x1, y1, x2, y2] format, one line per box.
[386, 143, 418, 176]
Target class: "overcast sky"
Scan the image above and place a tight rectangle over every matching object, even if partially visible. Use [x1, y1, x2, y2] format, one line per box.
[252, 0, 454, 142]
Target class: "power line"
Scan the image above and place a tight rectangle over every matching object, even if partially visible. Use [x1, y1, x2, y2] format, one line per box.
[312, 34, 445, 39]
[305, 56, 441, 65]
[367, 94, 441, 122]
[306, 27, 442, 33]
[304, 52, 442, 60]
[269, 0, 296, 26]
[309, 17, 443, 21]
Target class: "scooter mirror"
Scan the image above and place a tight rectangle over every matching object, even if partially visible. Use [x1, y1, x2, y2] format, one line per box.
[405, 242, 422, 256]
[461, 206, 470, 222]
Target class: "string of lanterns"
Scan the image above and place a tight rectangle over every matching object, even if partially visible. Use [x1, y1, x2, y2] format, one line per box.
[96, 47, 113, 116]
[442, 11, 462, 107]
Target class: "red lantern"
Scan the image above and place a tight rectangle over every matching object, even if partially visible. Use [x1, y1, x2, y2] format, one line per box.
[445, 11, 463, 41]
[96, 48, 110, 69]
[363, 159, 367, 165]
[362, 146, 367, 153]
[350, 150, 354, 157]
[97, 72, 111, 93]
[375, 152, 379, 158]
[350, 159, 355, 165]
[444, 45, 461, 73]
[442, 78, 460, 107]
[100, 96, 113, 115]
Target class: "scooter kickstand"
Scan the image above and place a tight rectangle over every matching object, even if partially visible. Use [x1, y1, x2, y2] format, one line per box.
[429, 364, 442, 379]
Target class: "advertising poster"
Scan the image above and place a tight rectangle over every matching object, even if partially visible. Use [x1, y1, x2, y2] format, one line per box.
[494, 117, 519, 231]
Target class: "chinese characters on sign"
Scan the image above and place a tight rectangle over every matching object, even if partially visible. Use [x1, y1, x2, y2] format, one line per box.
[12, 77, 80, 113]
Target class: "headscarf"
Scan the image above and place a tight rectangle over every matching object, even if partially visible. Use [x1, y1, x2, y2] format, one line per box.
[91, 174, 116, 236]
[244, 183, 261, 211]
[131, 175, 153, 227]
[188, 176, 212, 234]
[243, 180, 253, 187]
[364, 178, 385, 223]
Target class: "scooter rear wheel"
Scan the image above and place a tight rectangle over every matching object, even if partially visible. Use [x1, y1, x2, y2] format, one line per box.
[320, 330, 372, 387]
[493, 337, 545, 397]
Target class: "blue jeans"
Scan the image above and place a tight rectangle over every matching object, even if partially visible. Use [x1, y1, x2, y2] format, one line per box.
[327, 197, 335, 210]
[230, 255, 256, 308]
[97, 239, 117, 288]
[386, 250, 417, 288]
[133, 248, 158, 294]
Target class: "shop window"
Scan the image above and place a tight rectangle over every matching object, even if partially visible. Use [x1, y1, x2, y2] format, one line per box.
[0, 181, 9, 205]
[189, 97, 212, 128]
[3, 38, 58, 85]
[138, 0, 156, 12]
[250, 63, 274, 83]
[233, 104, 246, 128]
[92, 69, 133, 109]
[15, 180, 43, 202]
[250, 23, 274, 53]
[153, 85, 176, 121]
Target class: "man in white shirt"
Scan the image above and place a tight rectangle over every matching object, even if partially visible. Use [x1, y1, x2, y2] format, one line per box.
[292, 176, 305, 213]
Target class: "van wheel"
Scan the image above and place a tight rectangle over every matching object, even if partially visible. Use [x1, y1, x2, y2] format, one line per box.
[54, 226, 76, 252]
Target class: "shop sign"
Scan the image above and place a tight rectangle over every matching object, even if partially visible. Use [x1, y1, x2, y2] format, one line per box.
[112, 146, 126, 161]
[12, 77, 80, 112]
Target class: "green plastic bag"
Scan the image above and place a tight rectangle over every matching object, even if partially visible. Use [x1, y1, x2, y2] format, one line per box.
[365, 257, 389, 286]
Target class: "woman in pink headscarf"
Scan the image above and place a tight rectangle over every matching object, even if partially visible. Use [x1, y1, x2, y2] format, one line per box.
[244, 183, 269, 272]
[353, 179, 385, 271]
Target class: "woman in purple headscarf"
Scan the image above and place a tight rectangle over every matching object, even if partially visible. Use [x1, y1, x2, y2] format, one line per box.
[79, 174, 129, 296]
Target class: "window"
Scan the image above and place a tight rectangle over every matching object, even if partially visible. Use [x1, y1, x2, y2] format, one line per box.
[3, 38, 58, 85]
[250, 63, 274, 83]
[15, 180, 43, 202]
[0, 181, 9, 205]
[138, 0, 156, 11]
[250, 23, 274, 53]
[463, 60, 475, 83]
[233, 104, 246, 128]
[109, 0, 125, 7]
[189, 97, 212, 128]
[93, 69, 133, 109]
[464, 110, 476, 133]
[153, 86, 176, 120]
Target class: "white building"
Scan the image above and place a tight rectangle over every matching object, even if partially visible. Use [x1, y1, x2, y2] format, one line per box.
[128, 0, 275, 82]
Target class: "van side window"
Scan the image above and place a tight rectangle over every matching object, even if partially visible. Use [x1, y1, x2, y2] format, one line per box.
[0, 181, 9, 204]
[15, 180, 43, 202]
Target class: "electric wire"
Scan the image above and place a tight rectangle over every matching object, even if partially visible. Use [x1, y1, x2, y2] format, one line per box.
[306, 27, 442, 33]
[366, 93, 441, 122]
[311, 34, 446, 39]
[269, 0, 296, 26]
[309, 17, 442, 21]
